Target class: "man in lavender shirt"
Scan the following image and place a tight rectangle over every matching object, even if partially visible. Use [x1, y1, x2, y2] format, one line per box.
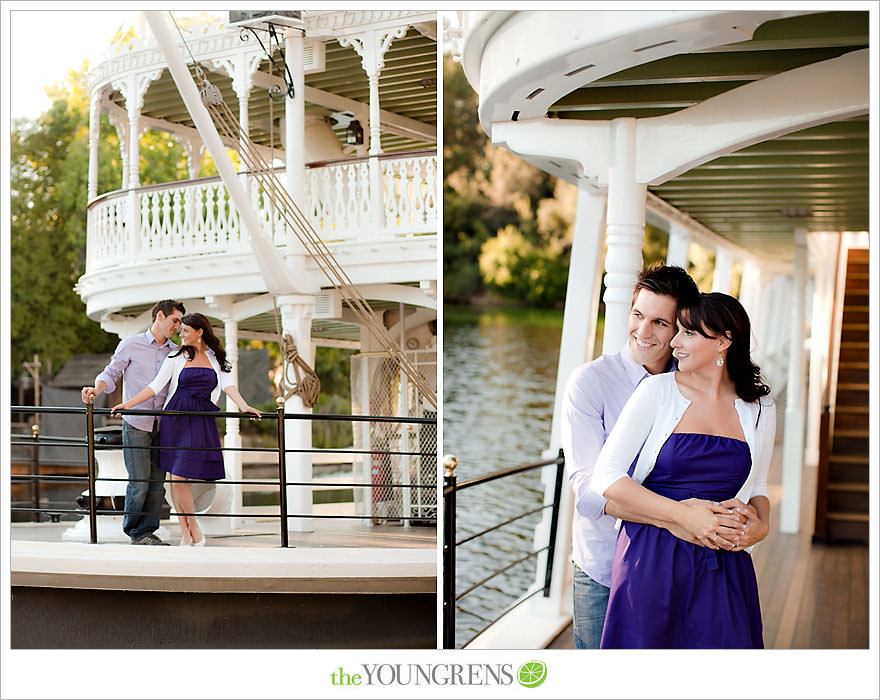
[82, 300, 185, 545]
[561, 266, 708, 647]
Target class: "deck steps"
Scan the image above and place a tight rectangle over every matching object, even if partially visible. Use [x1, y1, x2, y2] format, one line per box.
[814, 247, 869, 545]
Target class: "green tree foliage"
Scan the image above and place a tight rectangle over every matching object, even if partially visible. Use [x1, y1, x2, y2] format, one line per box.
[444, 57, 575, 307]
[10, 65, 122, 374]
[444, 55, 681, 309]
[9, 64, 227, 376]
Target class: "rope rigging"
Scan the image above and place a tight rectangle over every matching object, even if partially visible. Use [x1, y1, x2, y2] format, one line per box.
[168, 14, 437, 409]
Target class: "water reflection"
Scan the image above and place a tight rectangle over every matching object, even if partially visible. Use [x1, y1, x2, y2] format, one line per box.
[444, 307, 561, 647]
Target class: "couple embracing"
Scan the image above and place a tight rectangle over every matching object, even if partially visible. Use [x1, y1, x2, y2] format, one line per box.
[563, 266, 775, 649]
[82, 300, 260, 547]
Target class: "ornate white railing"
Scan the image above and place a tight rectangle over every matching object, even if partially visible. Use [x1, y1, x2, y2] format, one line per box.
[85, 151, 436, 274]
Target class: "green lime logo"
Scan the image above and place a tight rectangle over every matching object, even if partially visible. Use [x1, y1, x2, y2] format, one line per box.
[517, 660, 547, 688]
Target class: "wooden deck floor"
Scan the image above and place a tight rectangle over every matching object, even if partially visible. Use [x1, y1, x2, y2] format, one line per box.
[549, 433, 869, 649]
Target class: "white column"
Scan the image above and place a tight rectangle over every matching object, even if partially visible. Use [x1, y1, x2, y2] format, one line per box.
[397, 303, 411, 527]
[548, 186, 606, 453]
[738, 261, 761, 320]
[223, 316, 242, 531]
[126, 75, 142, 262]
[364, 36, 385, 233]
[666, 221, 691, 269]
[283, 28, 309, 283]
[115, 69, 161, 259]
[752, 271, 776, 374]
[602, 117, 647, 352]
[87, 98, 100, 200]
[180, 137, 204, 180]
[127, 75, 141, 190]
[804, 233, 838, 466]
[712, 248, 733, 293]
[770, 275, 793, 390]
[339, 27, 407, 236]
[278, 295, 315, 533]
[534, 186, 606, 628]
[285, 28, 306, 203]
[107, 110, 130, 190]
[780, 229, 809, 533]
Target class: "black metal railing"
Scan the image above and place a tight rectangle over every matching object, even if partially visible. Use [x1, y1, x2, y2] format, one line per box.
[10, 403, 437, 546]
[442, 449, 565, 649]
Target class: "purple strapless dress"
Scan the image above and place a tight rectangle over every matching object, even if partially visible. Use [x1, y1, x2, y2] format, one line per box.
[600, 432, 763, 649]
[159, 367, 225, 481]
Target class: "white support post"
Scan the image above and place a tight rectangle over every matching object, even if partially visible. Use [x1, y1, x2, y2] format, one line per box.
[602, 118, 647, 353]
[285, 28, 309, 280]
[88, 97, 100, 201]
[223, 315, 242, 531]
[180, 137, 205, 180]
[738, 261, 761, 320]
[771, 275, 793, 390]
[535, 186, 606, 630]
[127, 75, 141, 191]
[666, 221, 691, 269]
[285, 28, 306, 203]
[126, 76, 142, 262]
[805, 233, 839, 466]
[780, 229, 809, 533]
[398, 303, 411, 527]
[752, 270, 776, 375]
[106, 109, 130, 190]
[712, 248, 733, 293]
[278, 295, 315, 533]
[339, 27, 407, 236]
[548, 186, 606, 453]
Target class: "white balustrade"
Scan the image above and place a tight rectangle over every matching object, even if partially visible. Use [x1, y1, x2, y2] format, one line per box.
[85, 153, 437, 274]
[305, 159, 372, 240]
[86, 196, 129, 271]
[382, 155, 436, 235]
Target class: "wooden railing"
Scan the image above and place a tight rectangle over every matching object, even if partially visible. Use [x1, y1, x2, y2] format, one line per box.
[85, 151, 436, 273]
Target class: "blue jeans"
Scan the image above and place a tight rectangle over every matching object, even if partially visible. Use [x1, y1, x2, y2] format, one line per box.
[122, 421, 165, 541]
[572, 563, 611, 649]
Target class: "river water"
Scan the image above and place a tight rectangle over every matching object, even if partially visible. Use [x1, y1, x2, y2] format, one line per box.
[443, 307, 564, 648]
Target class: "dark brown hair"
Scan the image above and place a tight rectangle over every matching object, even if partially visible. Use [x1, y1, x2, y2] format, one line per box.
[170, 313, 231, 372]
[632, 265, 699, 306]
[151, 299, 186, 322]
[676, 292, 770, 403]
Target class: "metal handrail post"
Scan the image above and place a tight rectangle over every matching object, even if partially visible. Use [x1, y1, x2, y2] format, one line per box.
[542, 449, 565, 596]
[276, 398, 289, 548]
[85, 402, 98, 543]
[30, 424, 41, 522]
[442, 454, 458, 649]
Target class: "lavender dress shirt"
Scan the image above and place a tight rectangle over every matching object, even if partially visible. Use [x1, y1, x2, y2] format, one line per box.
[95, 330, 179, 432]
[560, 343, 674, 588]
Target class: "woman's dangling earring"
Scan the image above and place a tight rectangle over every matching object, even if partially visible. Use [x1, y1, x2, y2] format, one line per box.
[716, 355, 725, 367]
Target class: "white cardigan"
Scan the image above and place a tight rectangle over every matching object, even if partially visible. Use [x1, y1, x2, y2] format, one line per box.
[590, 372, 775, 505]
[147, 349, 234, 408]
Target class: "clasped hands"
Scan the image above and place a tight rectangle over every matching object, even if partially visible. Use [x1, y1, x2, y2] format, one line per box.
[670, 498, 768, 551]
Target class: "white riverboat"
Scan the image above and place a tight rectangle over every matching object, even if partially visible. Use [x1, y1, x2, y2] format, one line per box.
[10, 9, 438, 649]
[448, 9, 871, 651]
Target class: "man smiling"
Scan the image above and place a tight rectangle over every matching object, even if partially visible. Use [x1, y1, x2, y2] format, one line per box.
[82, 300, 185, 545]
[562, 265, 716, 648]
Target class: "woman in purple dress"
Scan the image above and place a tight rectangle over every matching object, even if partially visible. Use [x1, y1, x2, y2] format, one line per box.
[113, 313, 260, 546]
[591, 293, 775, 648]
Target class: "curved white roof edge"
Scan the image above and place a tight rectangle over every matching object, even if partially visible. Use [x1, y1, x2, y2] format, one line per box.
[461, 10, 814, 128]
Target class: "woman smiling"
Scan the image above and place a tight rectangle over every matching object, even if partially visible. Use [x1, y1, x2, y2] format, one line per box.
[590, 293, 775, 648]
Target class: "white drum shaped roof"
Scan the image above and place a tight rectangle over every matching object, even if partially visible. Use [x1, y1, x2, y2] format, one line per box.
[91, 11, 437, 153]
[463, 10, 869, 261]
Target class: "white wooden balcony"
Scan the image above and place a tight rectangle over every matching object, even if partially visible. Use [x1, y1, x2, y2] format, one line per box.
[85, 150, 436, 274]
